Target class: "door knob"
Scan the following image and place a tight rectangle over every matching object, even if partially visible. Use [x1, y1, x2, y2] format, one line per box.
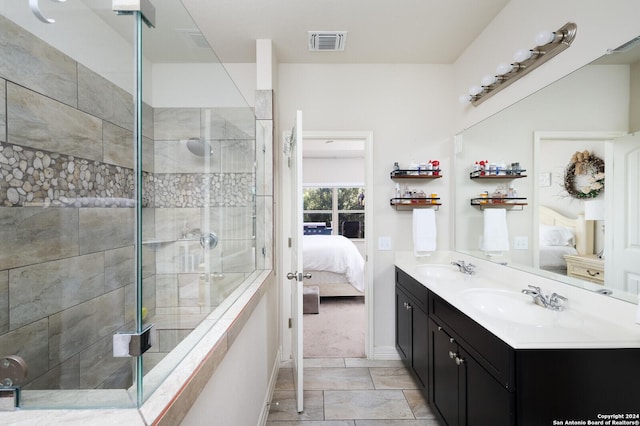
[303, 272, 312, 279]
[287, 272, 297, 280]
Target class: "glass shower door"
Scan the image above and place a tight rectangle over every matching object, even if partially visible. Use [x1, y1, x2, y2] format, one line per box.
[0, 0, 139, 408]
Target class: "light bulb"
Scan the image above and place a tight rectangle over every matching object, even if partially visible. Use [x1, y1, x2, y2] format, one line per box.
[513, 48, 533, 63]
[469, 85, 483, 96]
[496, 63, 514, 75]
[458, 94, 471, 104]
[535, 30, 555, 45]
[481, 74, 497, 86]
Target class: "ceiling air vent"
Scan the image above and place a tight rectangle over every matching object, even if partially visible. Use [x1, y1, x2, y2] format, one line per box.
[308, 31, 347, 51]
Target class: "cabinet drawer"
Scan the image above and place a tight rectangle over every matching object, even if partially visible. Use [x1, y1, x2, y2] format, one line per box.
[396, 267, 429, 311]
[431, 295, 514, 389]
[566, 263, 604, 284]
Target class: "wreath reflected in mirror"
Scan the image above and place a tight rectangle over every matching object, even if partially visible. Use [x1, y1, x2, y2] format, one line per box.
[563, 150, 605, 199]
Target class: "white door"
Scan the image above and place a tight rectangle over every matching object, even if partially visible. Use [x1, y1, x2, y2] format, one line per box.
[287, 110, 305, 413]
[609, 132, 640, 296]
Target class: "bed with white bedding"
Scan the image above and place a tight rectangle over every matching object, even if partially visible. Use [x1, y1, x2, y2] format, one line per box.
[303, 235, 365, 297]
[539, 206, 593, 274]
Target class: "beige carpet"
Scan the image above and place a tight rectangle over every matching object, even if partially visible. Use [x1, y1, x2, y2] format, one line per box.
[303, 296, 365, 358]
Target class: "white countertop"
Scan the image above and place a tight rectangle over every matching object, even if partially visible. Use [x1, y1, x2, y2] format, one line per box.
[395, 251, 640, 349]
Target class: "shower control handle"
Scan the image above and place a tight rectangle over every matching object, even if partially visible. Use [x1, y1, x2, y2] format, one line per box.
[200, 232, 218, 249]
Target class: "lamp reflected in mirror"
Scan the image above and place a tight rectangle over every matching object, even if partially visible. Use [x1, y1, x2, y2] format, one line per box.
[584, 199, 605, 259]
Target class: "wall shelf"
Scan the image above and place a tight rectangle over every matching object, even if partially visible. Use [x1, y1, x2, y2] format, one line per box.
[391, 169, 442, 179]
[469, 170, 526, 179]
[470, 198, 527, 210]
[390, 198, 441, 210]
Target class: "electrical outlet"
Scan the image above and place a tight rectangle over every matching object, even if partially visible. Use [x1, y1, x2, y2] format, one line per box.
[513, 236, 528, 250]
[378, 236, 392, 251]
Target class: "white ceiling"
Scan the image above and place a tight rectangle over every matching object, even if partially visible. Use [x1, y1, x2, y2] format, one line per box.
[180, 0, 510, 64]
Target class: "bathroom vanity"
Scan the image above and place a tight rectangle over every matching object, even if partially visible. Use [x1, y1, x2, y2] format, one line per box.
[395, 252, 640, 426]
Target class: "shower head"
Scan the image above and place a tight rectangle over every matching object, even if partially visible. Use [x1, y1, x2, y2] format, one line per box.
[186, 138, 213, 157]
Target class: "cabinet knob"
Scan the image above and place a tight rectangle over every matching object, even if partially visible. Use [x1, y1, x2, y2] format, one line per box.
[437, 326, 443, 331]
[448, 350, 457, 360]
[406, 303, 412, 310]
[455, 357, 465, 366]
[449, 337, 455, 343]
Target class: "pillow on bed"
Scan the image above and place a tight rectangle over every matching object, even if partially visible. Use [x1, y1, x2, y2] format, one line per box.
[539, 225, 575, 247]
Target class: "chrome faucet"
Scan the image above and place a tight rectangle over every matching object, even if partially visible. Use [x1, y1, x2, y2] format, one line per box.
[451, 260, 476, 275]
[522, 285, 567, 311]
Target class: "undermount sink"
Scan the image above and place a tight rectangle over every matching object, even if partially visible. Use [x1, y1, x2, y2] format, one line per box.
[415, 264, 462, 281]
[460, 288, 584, 328]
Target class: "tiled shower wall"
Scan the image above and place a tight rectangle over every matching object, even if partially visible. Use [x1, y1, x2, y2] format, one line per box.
[0, 15, 257, 391]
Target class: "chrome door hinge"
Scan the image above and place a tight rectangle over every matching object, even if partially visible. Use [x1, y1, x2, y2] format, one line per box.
[113, 324, 155, 357]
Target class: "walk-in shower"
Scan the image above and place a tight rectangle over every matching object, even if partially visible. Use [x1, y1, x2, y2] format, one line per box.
[0, 0, 261, 410]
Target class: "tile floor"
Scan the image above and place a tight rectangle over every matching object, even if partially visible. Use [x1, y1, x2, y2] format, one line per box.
[266, 358, 440, 425]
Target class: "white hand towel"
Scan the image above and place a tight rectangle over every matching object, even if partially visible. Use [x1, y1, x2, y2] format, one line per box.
[413, 208, 436, 256]
[481, 208, 510, 252]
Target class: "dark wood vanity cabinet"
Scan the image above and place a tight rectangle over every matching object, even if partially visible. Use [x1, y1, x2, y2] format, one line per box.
[396, 267, 640, 426]
[395, 268, 430, 389]
[429, 297, 514, 426]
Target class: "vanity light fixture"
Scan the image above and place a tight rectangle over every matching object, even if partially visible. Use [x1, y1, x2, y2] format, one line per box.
[460, 22, 577, 106]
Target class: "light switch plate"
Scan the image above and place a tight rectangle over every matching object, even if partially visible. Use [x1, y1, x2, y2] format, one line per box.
[513, 236, 528, 250]
[378, 236, 392, 251]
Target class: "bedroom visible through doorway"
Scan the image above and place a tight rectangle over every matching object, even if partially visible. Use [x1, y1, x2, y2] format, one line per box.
[304, 296, 365, 358]
[301, 131, 372, 358]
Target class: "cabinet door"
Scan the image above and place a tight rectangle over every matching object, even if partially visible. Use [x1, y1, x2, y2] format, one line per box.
[460, 347, 514, 426]
[395, 287, 412, 363]
[412, 304, 429, 389]
[430, 320, 460, 426]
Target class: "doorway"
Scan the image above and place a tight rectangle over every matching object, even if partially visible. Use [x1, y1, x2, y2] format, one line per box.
[301, 131, 373, 358]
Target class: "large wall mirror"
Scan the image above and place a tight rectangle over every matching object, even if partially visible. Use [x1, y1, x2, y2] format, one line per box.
[455, 35, 640, 304]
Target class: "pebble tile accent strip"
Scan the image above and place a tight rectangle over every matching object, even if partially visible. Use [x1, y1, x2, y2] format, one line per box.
[0, 142, 252, 208]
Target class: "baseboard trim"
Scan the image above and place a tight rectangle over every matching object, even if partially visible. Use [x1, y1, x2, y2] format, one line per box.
[258, 348, 282, 426]
[372, 346, 402, 360]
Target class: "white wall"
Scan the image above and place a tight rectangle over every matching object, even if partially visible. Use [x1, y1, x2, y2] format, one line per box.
[303, 157, 364, 185]
[181, 279, 280, 426]
[278, 64, 455, 355]
[152, 63, 256, 108]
